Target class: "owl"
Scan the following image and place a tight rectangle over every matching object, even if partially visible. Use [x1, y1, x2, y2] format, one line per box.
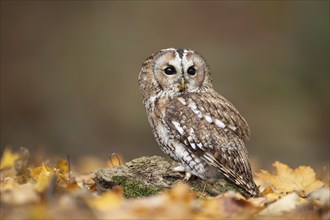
[138, 48, 259, 197]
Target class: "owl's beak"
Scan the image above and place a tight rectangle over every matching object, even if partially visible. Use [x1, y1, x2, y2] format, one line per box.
[179, 77, 186, 92]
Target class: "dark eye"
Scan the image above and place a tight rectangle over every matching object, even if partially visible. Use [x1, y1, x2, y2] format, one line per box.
[164, 66, 176, 75]
[187, 66, 196, 75]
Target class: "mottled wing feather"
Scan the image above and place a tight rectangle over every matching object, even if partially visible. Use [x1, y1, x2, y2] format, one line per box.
[164, 92, 258, 196]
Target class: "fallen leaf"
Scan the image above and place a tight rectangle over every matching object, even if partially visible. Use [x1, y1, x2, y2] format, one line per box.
[107, 153, 124, 168]
[56, 159, 69, 175]
[0, 148, 19, 169]
[55, 159, 70, 186]
[1, 181, 40, 204]
[309, 187, 330, 207]
[260, 185, 282, 201]
[86, 190, 124, 211]
[256, 161, 324, 194]
[167, 182, 194, 202]
[29, 163, 53, 192]
[258, 192, 307, 216]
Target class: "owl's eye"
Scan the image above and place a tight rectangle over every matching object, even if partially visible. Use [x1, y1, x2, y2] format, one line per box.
[187, 66, 196, 76]
[164, 66, 176, 75]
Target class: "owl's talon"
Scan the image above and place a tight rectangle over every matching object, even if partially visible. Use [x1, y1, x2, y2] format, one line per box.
[183, 172, 192, 181]
[173, 165, 192, 181]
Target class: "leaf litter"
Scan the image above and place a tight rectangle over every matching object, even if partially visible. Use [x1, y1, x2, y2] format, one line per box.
[0, 147, 329, 219]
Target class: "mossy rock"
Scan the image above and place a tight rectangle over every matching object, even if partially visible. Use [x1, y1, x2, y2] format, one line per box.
[93, 156, 243, 198]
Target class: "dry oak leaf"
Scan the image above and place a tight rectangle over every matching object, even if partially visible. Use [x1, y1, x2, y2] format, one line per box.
[29, 163, 53, 192]
[258, 192, 307, 216]
[55, 158, 71, 186]
[1, 181, 40, 205]
[86, 189, 124, 211]
[256, 161, 324, 195]
[130, 183, 196, 219]
[198, 192, 260, 219]
[56, 159, 69, 175]
[0, 148, 19, 169]
[107, 153, 125, 168]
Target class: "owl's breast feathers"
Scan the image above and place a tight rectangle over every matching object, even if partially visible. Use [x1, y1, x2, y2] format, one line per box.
[149, 92, 258, 196]
[158, 92, 250, 143]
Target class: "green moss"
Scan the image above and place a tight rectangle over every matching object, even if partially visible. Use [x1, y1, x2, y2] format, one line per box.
[162, 175, 178, 183]
[189, 178, 242, 197]
[213, 179, 246, 195]
[190, 181, 204, 192]
[190, 181, 217, 197]
[112, 175, 164, 198]
[112, 176, 128, 185]
[94, 156, 245, 198]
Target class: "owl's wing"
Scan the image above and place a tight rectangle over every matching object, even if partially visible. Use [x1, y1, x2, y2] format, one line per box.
[165, 92, 258, 196]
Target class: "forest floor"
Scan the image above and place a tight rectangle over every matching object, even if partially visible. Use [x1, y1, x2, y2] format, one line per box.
[1, 147, 329, 219]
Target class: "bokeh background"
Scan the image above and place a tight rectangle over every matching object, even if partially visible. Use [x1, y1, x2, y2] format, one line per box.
[1, 1, 329, 171]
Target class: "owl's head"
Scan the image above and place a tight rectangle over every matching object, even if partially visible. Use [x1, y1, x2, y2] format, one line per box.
[138, 48, 213, 100]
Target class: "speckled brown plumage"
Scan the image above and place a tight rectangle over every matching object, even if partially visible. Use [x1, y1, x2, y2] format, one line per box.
[138, 48, 259, 196]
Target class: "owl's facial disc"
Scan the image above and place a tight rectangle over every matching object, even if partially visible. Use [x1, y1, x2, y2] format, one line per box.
[153, 48, 210, 94]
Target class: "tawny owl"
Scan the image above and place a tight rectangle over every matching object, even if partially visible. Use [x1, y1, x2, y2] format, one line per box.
[138, 48, 259, 197]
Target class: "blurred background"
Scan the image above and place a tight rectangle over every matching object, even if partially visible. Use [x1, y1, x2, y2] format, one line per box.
[1, 1, 329, 171]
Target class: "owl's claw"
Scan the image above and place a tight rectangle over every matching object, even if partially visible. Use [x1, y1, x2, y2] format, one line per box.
[183, 171, 192, 181]
[173, 165, 192, 181]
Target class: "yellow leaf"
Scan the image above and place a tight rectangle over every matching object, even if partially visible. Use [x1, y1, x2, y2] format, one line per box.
[0, 177, 19, 192]
[198, 193, 260, 218]
[1, 181, 40, 205]
[197, 198, 221, 218]
[29, 203, 48, 219]
[56, 159, 69, 174]
[261, 186, 281, 201]
[107, 153, 124, 168]
[0, 148, 19, 169]
[168, 182, 192, 201]
[259, 192, 307, 216]
[29, 164, 53, 192]
[256, 161, 324, 194]
[87, 190, 123, 210]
